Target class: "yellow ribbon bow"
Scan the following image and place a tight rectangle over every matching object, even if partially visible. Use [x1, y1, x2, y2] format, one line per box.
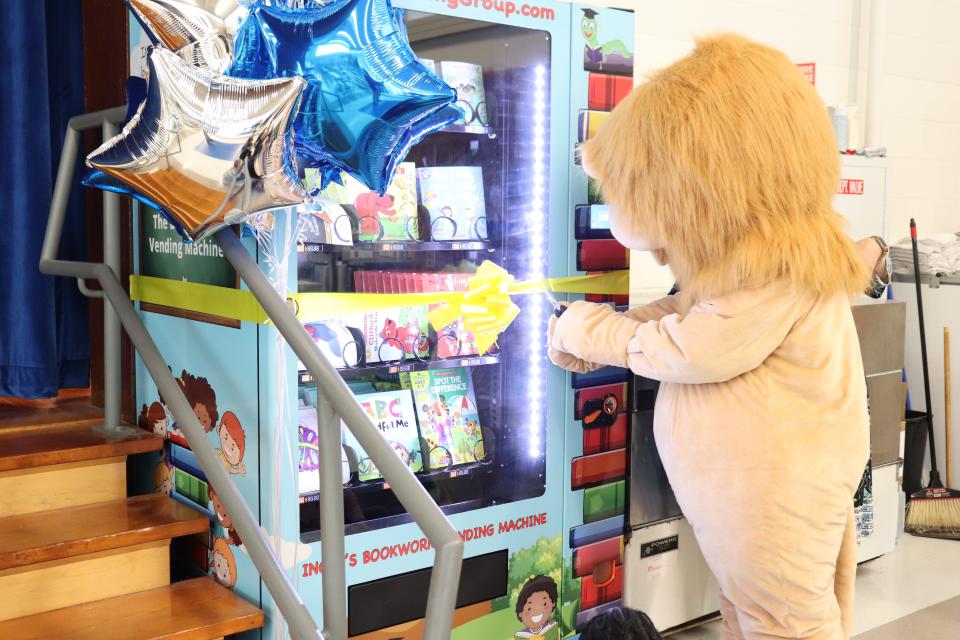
[428, 261, 521, 356]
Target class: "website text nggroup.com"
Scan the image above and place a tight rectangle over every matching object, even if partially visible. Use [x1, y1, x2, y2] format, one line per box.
[440, 0, 557, 21]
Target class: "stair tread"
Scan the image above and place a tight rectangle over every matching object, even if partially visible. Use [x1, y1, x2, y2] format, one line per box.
[0, 577, 264, 640]
[0, 425, 162, 472]
[0, 494, 210, 570]
[0, 397, 103, 434]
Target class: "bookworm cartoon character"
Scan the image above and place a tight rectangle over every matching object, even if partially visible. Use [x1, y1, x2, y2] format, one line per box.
[515, 575, 560, 640]
[216, 411, 247, 475]
[153, 462, 172, 496]
[209, 488, 242, 546]
[180, 370, 218, 433]
[580, 9, 633, 68]
[211, 537, 237, 589]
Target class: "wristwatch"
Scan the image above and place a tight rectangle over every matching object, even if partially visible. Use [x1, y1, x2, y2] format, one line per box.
[866, 235, 890, 299]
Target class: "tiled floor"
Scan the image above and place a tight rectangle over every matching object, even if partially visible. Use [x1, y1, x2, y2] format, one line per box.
[666, 533, 960, 638]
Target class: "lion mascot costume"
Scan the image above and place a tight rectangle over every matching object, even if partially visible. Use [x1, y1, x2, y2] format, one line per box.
[549, 34, 870, 639]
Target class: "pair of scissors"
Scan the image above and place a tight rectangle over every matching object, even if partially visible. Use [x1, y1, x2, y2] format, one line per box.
[542, 280, 566, 317]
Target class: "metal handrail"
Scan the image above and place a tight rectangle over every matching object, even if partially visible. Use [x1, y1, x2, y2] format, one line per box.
[40, 107, 463, 640]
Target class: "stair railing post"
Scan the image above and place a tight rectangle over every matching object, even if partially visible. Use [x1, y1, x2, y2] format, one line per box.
[316, 393, 347, 640]
[40, 107, 325, 640]
[101, 120, 122, 431]
[215, 229, 463, 640]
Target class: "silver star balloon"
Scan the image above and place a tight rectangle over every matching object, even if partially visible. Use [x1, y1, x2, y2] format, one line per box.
[85, 47, 306, 241]
[128, 0, 246, 74]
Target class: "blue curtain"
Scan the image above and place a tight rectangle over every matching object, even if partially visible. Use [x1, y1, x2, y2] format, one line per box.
[0, 1, 89, 398]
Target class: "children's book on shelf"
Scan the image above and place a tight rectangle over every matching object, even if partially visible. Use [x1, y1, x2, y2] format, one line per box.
[295, 191, 354, 247]
[305, 162, 420, 242]
[297, 400, 350, 494]
[416, 166, 487, 241]
[403, 368, 485, 469]
[431, 272, 480, 358]
[301, 320, 366, 369]
[359, 307, 431, 364]
[340, 389, 423, 481]
[439, 61, 487, 126]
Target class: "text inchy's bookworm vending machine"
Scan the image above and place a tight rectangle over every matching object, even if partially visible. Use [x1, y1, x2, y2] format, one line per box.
[129, 2, 653, 639]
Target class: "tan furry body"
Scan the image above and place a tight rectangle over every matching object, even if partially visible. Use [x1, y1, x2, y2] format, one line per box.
[552, 34, 871, 639]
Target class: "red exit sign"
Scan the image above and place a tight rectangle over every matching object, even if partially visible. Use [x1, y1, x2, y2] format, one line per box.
[838, 179, 864, 195]
[797, 62, 816, 85]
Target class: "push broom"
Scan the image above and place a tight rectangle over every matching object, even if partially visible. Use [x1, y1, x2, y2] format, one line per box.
[904, 218, 960, 539]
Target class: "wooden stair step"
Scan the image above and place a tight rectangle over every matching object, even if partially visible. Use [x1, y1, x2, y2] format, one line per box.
[0, 577, 264, 640]
[0, 494, 210, 571]
[0, 396, 102, 434]
[0, 425, 161, 472]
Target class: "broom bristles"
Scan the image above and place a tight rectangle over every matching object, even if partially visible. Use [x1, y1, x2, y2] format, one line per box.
[905, 487, 960, 540]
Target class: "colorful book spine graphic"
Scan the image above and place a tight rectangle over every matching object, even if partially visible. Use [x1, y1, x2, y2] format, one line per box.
[572, 536, 623, 579]
[174, 467, 209, 509]
[580, 562, 623, 611]
[169, 442, 205, 481]
[577, 239, 630, 271]
[587, 72, 632, 111]
[571, 366, 630, 390]
[583, 480, 626, 523]
[582, 413, 628, 456]
[569, 515, 625, 549]
[578, 110, 610, 143]
[575, 383, 627, 420]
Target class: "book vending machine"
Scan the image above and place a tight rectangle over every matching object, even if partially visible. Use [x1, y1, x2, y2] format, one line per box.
[127, 2, 654, 639]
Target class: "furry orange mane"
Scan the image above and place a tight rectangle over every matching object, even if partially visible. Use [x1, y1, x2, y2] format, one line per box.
[583, 33, 868, 302]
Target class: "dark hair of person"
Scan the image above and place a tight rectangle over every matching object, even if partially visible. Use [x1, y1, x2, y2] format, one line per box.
[580, 607, 663, 640]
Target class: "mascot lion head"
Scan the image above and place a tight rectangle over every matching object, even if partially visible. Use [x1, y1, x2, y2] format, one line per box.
[582, 33, 868, 303]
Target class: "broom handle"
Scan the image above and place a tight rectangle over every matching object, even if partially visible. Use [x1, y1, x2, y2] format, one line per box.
[911, 219, 940, 480]
[946, 327, 952, 487]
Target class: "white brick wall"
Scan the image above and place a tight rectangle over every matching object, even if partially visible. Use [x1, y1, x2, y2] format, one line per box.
[559, 0, 960, 296]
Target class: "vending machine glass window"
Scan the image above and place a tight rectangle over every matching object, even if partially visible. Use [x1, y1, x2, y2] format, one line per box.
[296, 11, 552, 538]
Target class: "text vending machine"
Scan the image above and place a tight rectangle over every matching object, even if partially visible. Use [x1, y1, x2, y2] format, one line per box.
[129, 2, 648, 639]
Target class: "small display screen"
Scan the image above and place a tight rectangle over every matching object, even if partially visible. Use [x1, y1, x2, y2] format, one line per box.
[590, 205, 611, 230]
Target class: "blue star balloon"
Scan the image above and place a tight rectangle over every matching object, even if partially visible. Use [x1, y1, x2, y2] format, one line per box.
[229, 0, 458, 193]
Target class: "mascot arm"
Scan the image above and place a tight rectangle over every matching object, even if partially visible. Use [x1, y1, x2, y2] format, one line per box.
[546, 296, 680, 373]
[547, 312, 604, 373]
[552, 285, 804, 383]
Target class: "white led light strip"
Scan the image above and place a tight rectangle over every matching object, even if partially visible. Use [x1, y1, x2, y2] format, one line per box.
[527, 65, 548, 459]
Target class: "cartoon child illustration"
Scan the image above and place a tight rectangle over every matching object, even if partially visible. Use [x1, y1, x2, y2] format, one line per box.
[180, 370, 218, 433]
[153, 462, 173, 496]
[515, 575, 560, 640]
[145, 402, 167, 437]
[216, 411, 246, 475]
[211, 537, 238, 589]
[580, 8, 633, 69]
[209, 488, 242, 546]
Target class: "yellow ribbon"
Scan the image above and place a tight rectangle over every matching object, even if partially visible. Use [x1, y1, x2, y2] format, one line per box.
[427, 261, 522, 355]
[129, 265, 629, 350]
